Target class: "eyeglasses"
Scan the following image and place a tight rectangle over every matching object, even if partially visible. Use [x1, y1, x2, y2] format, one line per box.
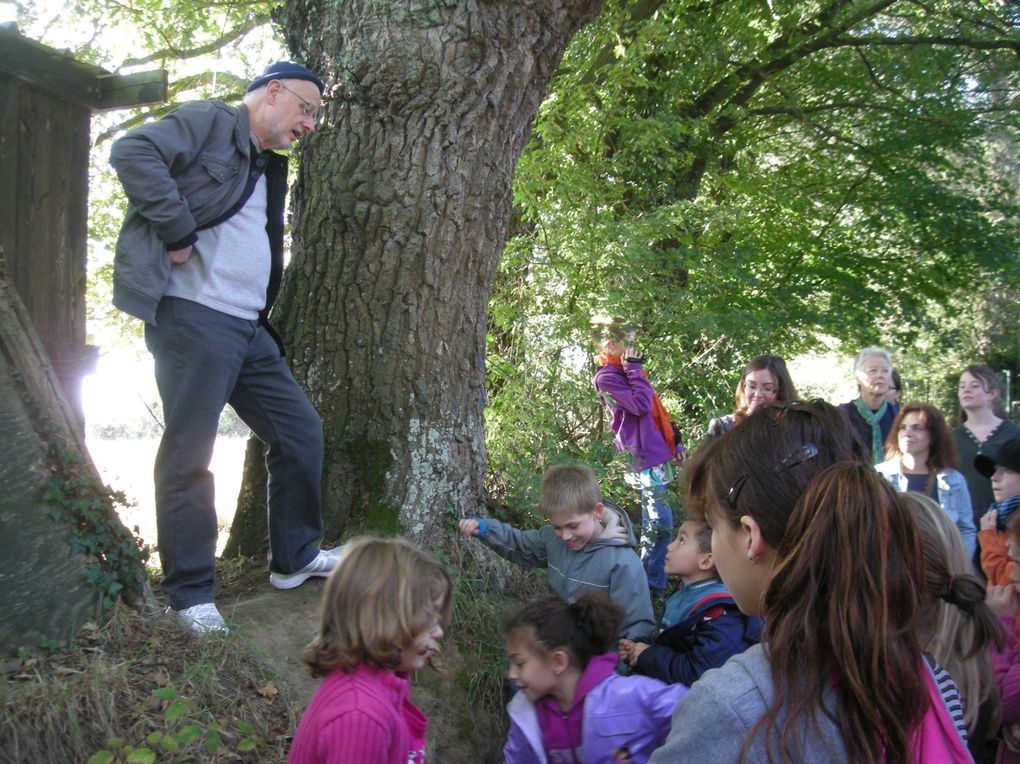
[726, 442, 819, 510]
[280, 83, 320, 120]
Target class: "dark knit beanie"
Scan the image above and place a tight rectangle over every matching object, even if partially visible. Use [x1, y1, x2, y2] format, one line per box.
[246, 61, 324, 94]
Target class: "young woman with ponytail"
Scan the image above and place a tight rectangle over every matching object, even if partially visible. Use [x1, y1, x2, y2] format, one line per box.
[649, 400, 974, 764]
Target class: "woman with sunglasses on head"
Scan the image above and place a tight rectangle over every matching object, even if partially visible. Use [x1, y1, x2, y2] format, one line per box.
[650, 401, 974, 764]
[706, 355, 798, 439]
[876, 403, 977, 559]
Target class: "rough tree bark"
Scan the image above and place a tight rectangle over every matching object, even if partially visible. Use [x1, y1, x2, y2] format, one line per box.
[226, 0, 604, 553]
[0, 272, 147, 653]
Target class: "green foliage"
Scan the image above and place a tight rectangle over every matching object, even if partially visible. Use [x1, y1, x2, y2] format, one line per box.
[482, 0, 1020, 486]
[42, 445, 150, 611]
[11, 352, 150, 612]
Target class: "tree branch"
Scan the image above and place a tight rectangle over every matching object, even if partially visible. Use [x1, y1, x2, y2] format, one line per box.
[115, 12, 272, 69]
[829, 32, 1020, 53]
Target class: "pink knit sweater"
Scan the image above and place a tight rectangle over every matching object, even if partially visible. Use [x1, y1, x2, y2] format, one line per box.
[287, 664, 427, 764]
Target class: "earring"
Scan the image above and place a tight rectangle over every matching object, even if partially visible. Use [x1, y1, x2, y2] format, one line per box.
[746, 553, 756, 564]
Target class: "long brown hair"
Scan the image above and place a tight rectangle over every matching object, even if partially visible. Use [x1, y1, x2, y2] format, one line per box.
[884, 402, 958, 471]
[302, 536, 452, 677]
[733, 355, 798, 420]
[759, 463, 927, 764]
[685, 401, 930, 764]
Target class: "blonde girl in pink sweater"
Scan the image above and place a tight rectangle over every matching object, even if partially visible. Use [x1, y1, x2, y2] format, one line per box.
[288, 536, 451, 764]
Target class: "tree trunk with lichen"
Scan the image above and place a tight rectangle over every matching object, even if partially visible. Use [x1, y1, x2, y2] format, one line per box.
[224, 0, 603, 554]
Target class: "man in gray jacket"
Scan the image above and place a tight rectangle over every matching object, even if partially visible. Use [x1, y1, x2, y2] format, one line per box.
[110, 61, 337, 634]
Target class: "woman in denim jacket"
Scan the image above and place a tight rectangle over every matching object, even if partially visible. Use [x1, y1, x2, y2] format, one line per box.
[876, 402, 976, 558]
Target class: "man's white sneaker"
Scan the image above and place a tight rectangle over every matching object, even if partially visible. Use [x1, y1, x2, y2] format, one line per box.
[269, 547, 344, 590]
[174, 603, 229, 635]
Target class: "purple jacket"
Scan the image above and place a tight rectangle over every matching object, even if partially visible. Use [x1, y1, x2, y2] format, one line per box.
[504, 668, 686, 764]
[593, 363, 674, 471]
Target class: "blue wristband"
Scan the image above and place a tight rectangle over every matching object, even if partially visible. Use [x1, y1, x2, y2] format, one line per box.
[476, 518, 488, 537]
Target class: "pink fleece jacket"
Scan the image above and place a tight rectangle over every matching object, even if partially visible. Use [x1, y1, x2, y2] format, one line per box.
[287, 663, 427, 764]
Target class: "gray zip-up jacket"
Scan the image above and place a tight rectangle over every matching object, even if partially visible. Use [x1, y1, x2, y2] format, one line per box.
[649, 644, 969, 763]
[109, 99, 288, 337]
[473, 500, 655, 639]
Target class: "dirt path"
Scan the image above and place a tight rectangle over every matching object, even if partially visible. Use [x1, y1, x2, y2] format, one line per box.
[220, 578, 326, 702]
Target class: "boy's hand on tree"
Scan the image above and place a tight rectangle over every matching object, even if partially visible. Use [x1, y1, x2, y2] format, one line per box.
[458, 518, 480, 537]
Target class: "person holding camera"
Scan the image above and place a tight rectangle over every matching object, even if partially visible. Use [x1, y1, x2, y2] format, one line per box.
[593, 339, 684, 592]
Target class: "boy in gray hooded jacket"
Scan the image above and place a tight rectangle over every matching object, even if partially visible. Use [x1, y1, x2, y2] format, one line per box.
[459, 464, 655, 640]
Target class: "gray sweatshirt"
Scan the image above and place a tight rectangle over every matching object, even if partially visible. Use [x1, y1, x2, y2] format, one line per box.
[475, 500, 655, 639]
[649, 644, 968, 763]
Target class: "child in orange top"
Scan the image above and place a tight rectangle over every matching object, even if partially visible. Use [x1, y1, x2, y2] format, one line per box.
[977, 438, 1020, 587]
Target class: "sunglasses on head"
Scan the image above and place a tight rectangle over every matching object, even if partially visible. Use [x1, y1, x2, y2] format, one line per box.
[726, 443, 819, 510]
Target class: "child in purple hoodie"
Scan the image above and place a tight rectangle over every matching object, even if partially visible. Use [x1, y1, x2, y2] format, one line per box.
[503, 591, 685, 764]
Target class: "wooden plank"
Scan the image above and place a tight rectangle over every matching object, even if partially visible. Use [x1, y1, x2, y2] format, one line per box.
[0, 77, 19, 285]
[0, 28, 166, 111]
[98, 70, 168, 111]
[0, 30, 101, 107]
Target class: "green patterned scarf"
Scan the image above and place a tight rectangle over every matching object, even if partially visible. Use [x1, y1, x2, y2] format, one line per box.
[854, 397, 888, 464]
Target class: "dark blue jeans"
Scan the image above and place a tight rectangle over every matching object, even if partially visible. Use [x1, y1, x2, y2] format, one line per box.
[145, 298, 324, 609]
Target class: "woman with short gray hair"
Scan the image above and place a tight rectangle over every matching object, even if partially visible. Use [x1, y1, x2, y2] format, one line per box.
[839, 347, 897, 463]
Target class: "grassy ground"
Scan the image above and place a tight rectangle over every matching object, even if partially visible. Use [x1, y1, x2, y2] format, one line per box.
[0, 596, 298, 764]
[0, 547, 536, 764]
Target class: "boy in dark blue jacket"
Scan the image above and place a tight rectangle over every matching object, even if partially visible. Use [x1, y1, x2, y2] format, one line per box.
[618, 519, 761, 685]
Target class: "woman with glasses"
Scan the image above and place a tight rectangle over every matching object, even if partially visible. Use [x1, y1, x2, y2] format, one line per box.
[706, 355, 798, 439]
[649, 401, 979, 764]
[876, 403, 976, 559]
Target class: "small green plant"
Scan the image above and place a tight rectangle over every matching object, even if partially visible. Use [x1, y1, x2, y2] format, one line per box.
[86, 685, 266, 763]
[42, 443, 150, 612]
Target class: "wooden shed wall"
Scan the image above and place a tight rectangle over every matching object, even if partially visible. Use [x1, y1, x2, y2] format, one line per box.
[0, 70, 92, 421]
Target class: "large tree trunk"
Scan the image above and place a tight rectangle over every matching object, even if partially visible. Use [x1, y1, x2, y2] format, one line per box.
[226, 0, 603, 552]
[0, 272, 147, 653]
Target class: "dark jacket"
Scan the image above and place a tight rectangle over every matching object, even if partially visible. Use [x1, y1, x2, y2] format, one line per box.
[839, 400, 897, 463]
[109, 99, 288, 347]
[632, 589, 762, 686]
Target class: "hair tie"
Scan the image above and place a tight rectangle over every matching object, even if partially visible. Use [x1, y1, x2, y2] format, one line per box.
[940, 575, 955, 603]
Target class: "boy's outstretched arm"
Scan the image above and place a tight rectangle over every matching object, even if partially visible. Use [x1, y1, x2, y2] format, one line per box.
[471, 518, 552, 569]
